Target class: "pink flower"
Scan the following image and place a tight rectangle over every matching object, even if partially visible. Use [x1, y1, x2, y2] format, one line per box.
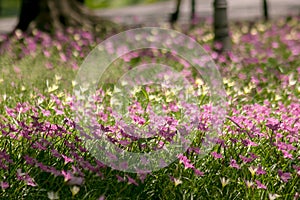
[282, 150, 293, 159]
[32, 141, 47, 150]
[72, 165, 84, 177]
[49, 167, 61, 177]
[211, 152, 223, 159]
[278, 169, 291, 183]
[193, 168, 204, 176]
[169, 102, 179, 112]
[98, 195, 105, 200]
[238, 73, 247, 80]
[67, 176, 84, 186]
[255, 180, 267, 190]
[26, 178, 37, 187]
[138, 173, 148, 183]
[249, 152, 259, 160]
[62, 170, 72, 182]
[59, 52, 67, 62]
[294, 192, 299, 200]
[132, 115, 145, 125]
[116, 175, 125, 182]
[60, 168, 84, 185]
[266, 118, 280, 131]
[230, 159, 240, 169]
[55, 109, 64, 115]
[45, 62, 53, 69]
[37, 162, 49, 172]
[239, 155, 253, 163]
[293, 165, 300, 176]
[256, 165, 266, 175]
[71, 62, 79, 70]
[107, 152, 117, 161]
[0, 181, 9, 190]
[43, 50, 51, 58]
[16, 169, 37, 187]
[62, 155, 73, 164]
[241, 139, 257, 147]
[5, 107, 16, 117]
[177, 154, 194, 169]
[13, 66, 21, 74]
[42, 109, 51, 117]
[119, 161, 128, 170]
[24, 155, 37, 165]
[51, 149, 61, 158]
[126, 175, 139, 186]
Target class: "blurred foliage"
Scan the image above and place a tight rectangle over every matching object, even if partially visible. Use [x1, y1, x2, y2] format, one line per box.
[85, 0, 168, 9]
[0, 0, 168, 17]
[0, 0, 21, 17]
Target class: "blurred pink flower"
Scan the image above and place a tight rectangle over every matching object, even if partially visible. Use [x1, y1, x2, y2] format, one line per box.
[211, 152, 223, 159]
[0, 181, 9, 190]
[126, 175, 138, 186]
[177, 154, 194, 169]
[230, 159, 240, 169]
[255, 180, 267, 190]
[62, 170, 72, 182]
[278, 169, 291, 183]
[62, 155, 73, 164]
[256, 165, 266, 175]
[193, 168, 204, 176]
[13, 66, 21, 74]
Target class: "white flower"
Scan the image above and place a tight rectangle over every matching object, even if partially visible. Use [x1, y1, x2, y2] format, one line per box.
[195, 78, 204, 86]
[248, 166, 257, 177]
[21, 85, 26, 91]
[245, 180, 254, 188]
[55, 75, 62, 82]
[70, 186, 80, 196]
[47, 191, 59, 200]
[72, 80, 77, 87]
[47, 84, 59, 93]
[220, 177, 230, 188]
[268, 193, 281, 200]
[174, 178, 182, 187]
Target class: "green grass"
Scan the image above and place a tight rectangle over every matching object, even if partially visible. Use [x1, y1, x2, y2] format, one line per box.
[0, 17, 299, 199]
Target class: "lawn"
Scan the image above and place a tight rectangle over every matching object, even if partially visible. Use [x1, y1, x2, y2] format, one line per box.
[0, 16, 299, 199]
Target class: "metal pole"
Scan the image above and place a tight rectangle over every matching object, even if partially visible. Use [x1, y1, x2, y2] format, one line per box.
[213, 0, 231, 52]
[263, 0, 269, 21]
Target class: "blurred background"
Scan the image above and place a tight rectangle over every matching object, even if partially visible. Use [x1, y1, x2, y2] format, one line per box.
[0, 0, 21, 17]
[0, 0, 299, 39]
[0, 0, 168, 17]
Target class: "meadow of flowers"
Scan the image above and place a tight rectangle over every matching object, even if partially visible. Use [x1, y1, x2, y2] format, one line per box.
[0, 16, 299, 199]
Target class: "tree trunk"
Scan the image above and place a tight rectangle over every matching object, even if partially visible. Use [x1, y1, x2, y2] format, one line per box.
[169, 0, 182, 24]
[263, 0, 269, 21]
[213, 0, 231, 52]
[14, 0, 116, 34]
